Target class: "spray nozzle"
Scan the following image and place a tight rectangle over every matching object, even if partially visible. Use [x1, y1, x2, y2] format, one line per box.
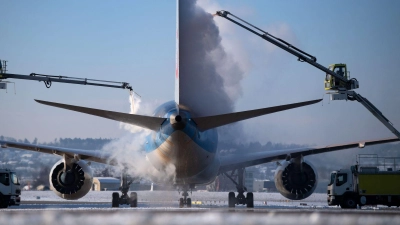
[216, 10, 229, 17]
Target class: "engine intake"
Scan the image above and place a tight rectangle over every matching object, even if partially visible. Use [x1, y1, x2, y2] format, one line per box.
[274, 160, 318, 200]
[49, 159, 93, 200]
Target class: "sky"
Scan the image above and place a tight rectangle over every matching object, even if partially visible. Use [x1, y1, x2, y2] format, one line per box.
[1, 0, 400, 146]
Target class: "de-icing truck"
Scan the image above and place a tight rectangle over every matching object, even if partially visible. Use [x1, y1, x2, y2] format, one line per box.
[327, 154, 400, 208]
[0, 168, 21, 208]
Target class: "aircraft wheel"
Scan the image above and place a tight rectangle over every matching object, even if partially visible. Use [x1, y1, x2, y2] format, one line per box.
[187, 198, 192, 208]
[130, 192, 138, 208]
[179, 198, 184, 208]
[112, 192, 120, 208]
[228, 192, 236, 208]
[246, 192, 254, 208]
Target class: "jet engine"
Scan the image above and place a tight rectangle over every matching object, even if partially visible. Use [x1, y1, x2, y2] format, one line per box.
[49, 159, 93, 200]
[274, 159, 318, 200]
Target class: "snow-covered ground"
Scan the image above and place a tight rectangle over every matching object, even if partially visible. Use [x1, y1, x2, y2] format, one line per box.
[3, 191, 400, 225]
[21, 190, 329, 207]
[2, 191, 398, 225]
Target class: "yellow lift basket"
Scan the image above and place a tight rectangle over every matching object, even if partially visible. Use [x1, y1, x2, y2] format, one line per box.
[324, 63, 349, 90]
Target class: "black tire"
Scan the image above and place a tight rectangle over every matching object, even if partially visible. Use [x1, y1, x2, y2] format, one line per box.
[228, 192, 236, 208]
[187, 198, 192, 208]
[246, 192, 254, 208]
[130, 192, 138, 208]
[341, 196, 357, 209]
[0, 194, 9, 209]
[179, 198, 184, 208]
[112, 192, 120, 208]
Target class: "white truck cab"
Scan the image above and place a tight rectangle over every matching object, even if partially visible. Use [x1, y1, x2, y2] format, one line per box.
[0, 168, 21, 208]
[327, 168, 358, 208]
[328, 169, 354, 195]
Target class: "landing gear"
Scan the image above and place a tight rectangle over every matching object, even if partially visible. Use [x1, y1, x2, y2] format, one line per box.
[228, 192, 235, 207]
[112, 192, 119, 208]
[246, 192, 254, 208]
[224, 168, 254, 208]
[111, 168, 137, 208]
[130, 192, 138, 207]
[179, 198, 184, 208]
[178, 185, 193, 208]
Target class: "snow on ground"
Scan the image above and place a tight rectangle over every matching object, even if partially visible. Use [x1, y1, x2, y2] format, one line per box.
[3, 191, 398, 225]
[2, 210, 400, 225]
[21, 190, 329, 207]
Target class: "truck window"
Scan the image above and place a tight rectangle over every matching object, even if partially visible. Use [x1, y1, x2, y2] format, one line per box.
[11, 173, 20, 185]
[334, 66, 345, 77]
[0, 173, 10, 186]
[328, 172, 336, 185]
[336, 173, 347, 186]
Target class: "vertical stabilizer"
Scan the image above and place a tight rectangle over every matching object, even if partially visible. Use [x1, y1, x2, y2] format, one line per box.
[174, 0, 180, 105]
[176, 1, 234, 116]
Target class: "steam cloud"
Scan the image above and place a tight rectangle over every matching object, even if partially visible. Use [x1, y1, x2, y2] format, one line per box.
[179, 0, 247, 143]
[102, 94, 176, 183]
[179, 0, 245, 116]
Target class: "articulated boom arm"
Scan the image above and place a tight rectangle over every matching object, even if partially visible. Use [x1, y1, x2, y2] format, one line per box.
[0, 60, 138, 95]
[347, 91, 400, 138]
[216, 10, 400, 139]
[1, 73, 134, 91]
[216, 11, 357, 90]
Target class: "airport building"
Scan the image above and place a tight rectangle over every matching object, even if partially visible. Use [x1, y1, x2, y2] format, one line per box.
[253, 180, 277, 192]
[92, 177, 120, 191]
[245, 169, 254, 192]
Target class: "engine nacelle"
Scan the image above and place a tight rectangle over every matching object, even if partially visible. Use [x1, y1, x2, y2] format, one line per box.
[49, 159, 93, 200]
[274, 160, 318, 200]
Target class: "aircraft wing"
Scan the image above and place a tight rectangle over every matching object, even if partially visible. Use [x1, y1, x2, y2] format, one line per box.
[218, 137, 400, 173]
[0, 140, 117, 165]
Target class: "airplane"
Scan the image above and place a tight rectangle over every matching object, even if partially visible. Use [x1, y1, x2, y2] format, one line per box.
[1, 0, 399, 208]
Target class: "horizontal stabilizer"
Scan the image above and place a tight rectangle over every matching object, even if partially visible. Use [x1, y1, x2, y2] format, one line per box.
[193, 99, 322, 131]
[35, 99, 165, 131]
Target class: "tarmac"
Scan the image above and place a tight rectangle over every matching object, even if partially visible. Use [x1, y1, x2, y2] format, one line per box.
[1, 191, 399, 225]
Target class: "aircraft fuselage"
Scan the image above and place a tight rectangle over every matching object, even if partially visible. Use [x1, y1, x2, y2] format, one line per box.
[145, 101, 220, 185]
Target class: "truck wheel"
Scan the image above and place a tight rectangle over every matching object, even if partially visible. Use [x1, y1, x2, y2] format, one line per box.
[0, 195, 8, 209]
[342, 197, 357, 209]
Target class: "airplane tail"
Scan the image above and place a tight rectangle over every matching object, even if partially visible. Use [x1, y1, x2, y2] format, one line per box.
[35, 100, 165, 131]
[193, 99, 322, 131]
[174, 0, 180, 105]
